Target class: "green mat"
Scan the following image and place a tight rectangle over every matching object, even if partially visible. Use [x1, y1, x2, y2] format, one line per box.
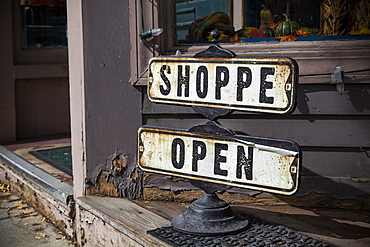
[29, 146, 72, 176]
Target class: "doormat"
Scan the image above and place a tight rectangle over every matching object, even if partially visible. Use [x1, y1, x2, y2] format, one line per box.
[148, 214, 336, 247]
[29, 146, 72, 176]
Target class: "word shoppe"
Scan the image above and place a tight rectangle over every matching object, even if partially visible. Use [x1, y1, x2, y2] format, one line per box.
[148, 57, 297, 114]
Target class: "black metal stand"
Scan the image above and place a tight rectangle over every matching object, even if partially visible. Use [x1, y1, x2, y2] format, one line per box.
[171, 193, 249, 236]
[171, 121, 250, 235]
[171, 30, 249, 236]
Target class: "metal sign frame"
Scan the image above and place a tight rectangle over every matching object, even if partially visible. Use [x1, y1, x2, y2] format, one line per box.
[138, 125, 300, 195]
[148, 56, 298, 114]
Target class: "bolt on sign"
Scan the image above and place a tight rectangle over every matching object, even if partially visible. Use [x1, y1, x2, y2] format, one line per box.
[138, 126, 300, 195]
[148, 57, 298, 114]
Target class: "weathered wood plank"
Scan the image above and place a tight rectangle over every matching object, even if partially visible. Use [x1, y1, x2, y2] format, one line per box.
[301, 148, 370, 178]
[143, 174, 370, 199]
[297, 176, 370, 198]
[77, 196, 171, 247]
[142, 84, 370, 115]
[142, 148, 370, 189]
[143, 117, 370, 147]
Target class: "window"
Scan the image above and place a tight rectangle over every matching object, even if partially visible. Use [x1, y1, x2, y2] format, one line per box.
[129, 0, 370, 86]
[14, 0, 68, 64]
[176, 0, 229, 41]
[176, 0, 369, 43]
[20, 0, 67, 49]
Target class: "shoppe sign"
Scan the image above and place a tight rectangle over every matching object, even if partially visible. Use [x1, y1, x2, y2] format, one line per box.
[148, 57, 298, 114]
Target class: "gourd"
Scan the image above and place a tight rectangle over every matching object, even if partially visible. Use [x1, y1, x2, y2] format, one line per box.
[259, 5, 274, 29]
[275, 14, 300, 36]
[263, 27, 275, 37]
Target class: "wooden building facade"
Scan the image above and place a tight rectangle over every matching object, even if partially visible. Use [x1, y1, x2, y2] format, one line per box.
[68, 0, 370, 202]
[1, 0, 370, 245]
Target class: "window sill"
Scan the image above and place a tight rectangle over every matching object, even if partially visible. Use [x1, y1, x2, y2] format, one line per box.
[133, 39, 370, 86]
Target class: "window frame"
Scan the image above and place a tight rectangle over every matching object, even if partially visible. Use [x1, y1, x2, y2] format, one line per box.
[129, 0, 370, 86]
[13, 1, 68, 65]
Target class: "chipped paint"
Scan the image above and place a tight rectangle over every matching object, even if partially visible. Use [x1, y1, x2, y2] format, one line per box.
[86, 152, 143, 199]
[86, 171, 119, 197]
[112, 153, 128, 173]
[138, 126, 300, 195]
[148, 56, 298, 114]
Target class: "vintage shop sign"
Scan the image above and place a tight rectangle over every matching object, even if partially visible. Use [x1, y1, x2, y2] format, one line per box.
[138, 126, 300, 195]
[148, 57, 298, 114]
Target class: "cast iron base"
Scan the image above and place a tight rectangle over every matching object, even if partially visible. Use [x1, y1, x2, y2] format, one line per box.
[171, 193, 249, 236]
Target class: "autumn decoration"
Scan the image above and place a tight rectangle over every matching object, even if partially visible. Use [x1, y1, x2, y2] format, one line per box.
[276, 35, 297, 41]
[296, 29, 310, 36]
[259, 5, 274, 29]
[320, 0, 350, 35]
[235, 27, 258, 38]
[348, 0, 370, 35]
[275, 14, 301, 37]
[188, 1, 369, 43]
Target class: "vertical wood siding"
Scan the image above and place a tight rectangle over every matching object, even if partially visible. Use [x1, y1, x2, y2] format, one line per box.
[142, 83, 370, 198]
[15, 78, 70, 139]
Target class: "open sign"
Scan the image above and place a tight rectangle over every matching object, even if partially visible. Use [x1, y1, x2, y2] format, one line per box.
[138, 126, 300, 195]
[148, 57, 298, 114]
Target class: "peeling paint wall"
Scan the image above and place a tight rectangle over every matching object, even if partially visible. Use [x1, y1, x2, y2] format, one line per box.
[85, 154, 143, 199]
[77, 0, 142, 199]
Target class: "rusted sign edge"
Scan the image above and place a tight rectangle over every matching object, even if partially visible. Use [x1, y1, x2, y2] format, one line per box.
[137, 126, 300, 195]
[148, 56, 299, 114]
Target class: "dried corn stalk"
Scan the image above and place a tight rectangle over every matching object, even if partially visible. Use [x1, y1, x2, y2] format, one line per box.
[351, 0, 370, 30]
[320, 0, 350, 35]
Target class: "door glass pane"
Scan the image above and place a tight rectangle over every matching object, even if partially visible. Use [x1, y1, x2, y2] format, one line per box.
[176, 0, 229, 42]
[176, 0, 370, 44]
[20, 0, 67, 48]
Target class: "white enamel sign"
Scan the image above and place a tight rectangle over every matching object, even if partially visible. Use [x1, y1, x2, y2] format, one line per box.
[148, 57, 298, 114]
[138, 126, 300, 195]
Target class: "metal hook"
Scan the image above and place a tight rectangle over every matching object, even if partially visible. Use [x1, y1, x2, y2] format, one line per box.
[331, 66, 344, 94]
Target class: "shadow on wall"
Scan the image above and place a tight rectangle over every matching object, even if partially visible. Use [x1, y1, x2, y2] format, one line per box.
[296, 84, 370, 115]
[226, 168, 370, 208]
[295, 167, 370, 202]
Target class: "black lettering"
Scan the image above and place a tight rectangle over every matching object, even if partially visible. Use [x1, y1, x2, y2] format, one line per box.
[177, 65, 190, 97]
[214, 143, 228, 176]
[259, 67, 274, 104]
[192, 140, 206, 172]
[215, 66, 229, 100]
[171, 138, 185, 169]
[160, 65, 171, 95]
[196, 66, 208, 98]
[237, 67, 252, 101]
[236, 146, 253, 180]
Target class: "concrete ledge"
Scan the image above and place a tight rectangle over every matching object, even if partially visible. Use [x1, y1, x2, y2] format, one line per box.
[77, 196, 171, 246]
[0, 145, 73, 203]
[0, 145, 74, 237]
